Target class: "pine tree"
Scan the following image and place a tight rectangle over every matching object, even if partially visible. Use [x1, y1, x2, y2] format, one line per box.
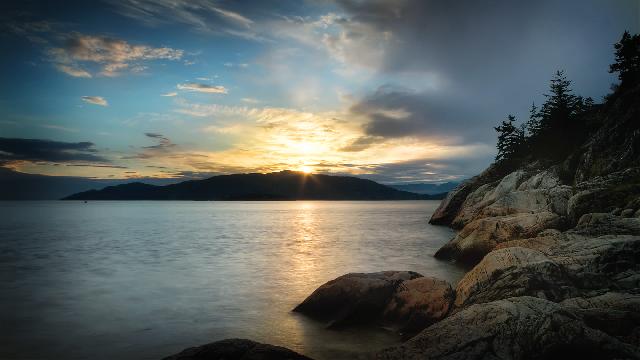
[540, 70, 580, 129]
[494, 115, 522, 162]
[536, 70, 582, 158]
[609, 31, 640, 87]
[525, 102, 542, 138]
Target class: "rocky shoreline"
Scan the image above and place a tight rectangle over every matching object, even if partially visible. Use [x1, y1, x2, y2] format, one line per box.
[163, 85, 640, 359]
[163, 164, 640, 359]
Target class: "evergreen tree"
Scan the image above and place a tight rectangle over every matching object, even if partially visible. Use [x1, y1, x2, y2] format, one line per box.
[494, 115, 522, 161]
[536, 70, 582, 158]
[609, 31, 640, 87]
[525, 102, 542, 138]
[540, 70, 580, 129]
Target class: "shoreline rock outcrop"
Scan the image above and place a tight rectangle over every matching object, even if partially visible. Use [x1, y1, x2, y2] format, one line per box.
[375, 296, 640, 360]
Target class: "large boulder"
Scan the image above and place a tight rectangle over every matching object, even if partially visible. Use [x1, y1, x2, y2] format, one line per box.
[453, 247, 575, 310]
[292, 271, 422, 328]
[375, 296, 640, 360]
[162, 339, 311, 360]
[448, 168, 571, 229]
[434, 211, 561, 265]
[383, 277, 454, 338]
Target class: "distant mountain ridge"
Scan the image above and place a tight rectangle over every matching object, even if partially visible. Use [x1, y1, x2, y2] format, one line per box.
[389, 182, 459, 195]
[0, 167, 181, 200]
[63, 171, 444, 200]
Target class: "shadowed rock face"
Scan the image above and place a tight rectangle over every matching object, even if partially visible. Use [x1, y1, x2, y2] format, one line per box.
[453, 247, 575, 310]
[375, 296, 640, 360]
[162, 339, 311, 360]
[383, 277, 454, 338]
[292, 271, 423, 328]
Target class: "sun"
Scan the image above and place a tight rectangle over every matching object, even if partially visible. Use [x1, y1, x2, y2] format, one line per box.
[299, 165, 313, 174]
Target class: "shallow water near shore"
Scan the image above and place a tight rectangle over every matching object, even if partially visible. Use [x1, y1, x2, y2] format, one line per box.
[0, 200, 464, 359]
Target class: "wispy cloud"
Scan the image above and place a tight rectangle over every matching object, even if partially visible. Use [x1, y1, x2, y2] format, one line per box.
[223, 62, 249, 68]
[41, 124, 78, 133]
[110, 0, 262, 41]
[177, 83, 228, 94]
[55, 64, 92, 78]
[81, 96, 108, 106]
[161, 92, 178, 97]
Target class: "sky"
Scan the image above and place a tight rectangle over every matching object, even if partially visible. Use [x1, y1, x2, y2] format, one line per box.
[0, 0, 638, 184]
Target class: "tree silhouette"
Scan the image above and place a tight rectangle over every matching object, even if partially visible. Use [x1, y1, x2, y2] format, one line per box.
[494, 115, 522, 161]
[525, 102, 543, 138]
[536, 70, 583, 158]
[609, 31, 640, 88]
[491, 31, 638, 166]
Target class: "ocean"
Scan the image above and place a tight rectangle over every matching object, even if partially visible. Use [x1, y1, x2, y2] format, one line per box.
[0, 200, 464, 359]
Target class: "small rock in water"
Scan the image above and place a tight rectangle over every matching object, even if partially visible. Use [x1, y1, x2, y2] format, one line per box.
[292, 271, 422, 328]
[162, 338, 311, 360]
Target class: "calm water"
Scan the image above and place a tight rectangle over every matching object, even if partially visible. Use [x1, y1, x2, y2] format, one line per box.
[0, 201, 464, 360]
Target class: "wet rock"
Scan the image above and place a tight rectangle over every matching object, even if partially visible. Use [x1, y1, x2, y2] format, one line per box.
[375, 296, 640, 360]
[623, 208, 636, 217]
[293, 271, 422, 328]
[383, 277, 454, 338]
[162, 339, 311, 360]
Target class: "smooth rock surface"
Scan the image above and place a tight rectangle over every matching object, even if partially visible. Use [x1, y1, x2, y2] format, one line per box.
[292, 271, 422, 328]
[435, 211, 561, 264]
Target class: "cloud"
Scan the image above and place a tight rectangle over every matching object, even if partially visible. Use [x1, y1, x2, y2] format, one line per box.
[353, 158, 485, 184]
[0, 138, 107, 164]
[123, 133, 176, 159]
[143, 133, 175, 150]
[177, 83, 228, 94]
[55, 64, 92, 78]
[110, 0, 262, 40]
[48, 33, 183, 77]
[81, 96, 108, 106]
[223, 62, 249, 68]
[340, 136, 385, 152]
[161, 92, 178, 97]
[66, 163, 128, 169]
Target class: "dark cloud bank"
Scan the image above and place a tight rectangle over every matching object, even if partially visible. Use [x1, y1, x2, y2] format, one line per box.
[339, 0, 639, 165]
[0, 137, 106, 163]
